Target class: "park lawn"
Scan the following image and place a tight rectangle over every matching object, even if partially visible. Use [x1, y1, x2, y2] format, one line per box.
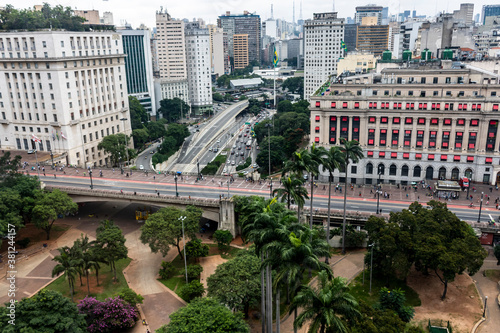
[158, 276, 187, 294]
[484, 269, 500, 282]
[349, 270, 421, 307]
[46, 257, 132, 302]
[206, 244, 242, 259]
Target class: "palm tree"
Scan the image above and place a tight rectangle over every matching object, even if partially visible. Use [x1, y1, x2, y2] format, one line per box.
[266, 225, 332, 333]
[339, 139, 364, 255]
[273, 174, 309, 220]
[283, 144, 325, 228]
[291, 271, 360, 333]
[322, 146, 344, 263]
[52, 247, 81, 302]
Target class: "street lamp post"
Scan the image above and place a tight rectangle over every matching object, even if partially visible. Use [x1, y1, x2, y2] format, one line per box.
[179, 216, 188, 284]
[478, 191, 484, 222]
[369, 243, 374, 294]
[376, 170, 382, 214]
[119, 118, 129, 172]
[197, 158, 201, 180]
[227, 180, 230, 198]
[483, 295, 488, 318]
[49, 150, 54, 169]
[174, 174, 179, 197]
[178, 93, 183, 122]
[266, 123, 272, 198]
[89, 169, 93, 189]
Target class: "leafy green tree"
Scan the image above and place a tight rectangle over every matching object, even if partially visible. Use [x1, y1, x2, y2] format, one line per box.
[52, 247, 81, 302]
[207, 250, 261, 318]
[0, 289, 87, 332]
[256, 136, 287, 174]
[0, 151, 21, 181]
[146, 121, 167, 140]
[31, 189, 78, 240]
[182, 264, 203, 282]
[378, 287, 415, 323]
[350, 301, 421, 333]
[128, 96, 149, 130]
[291, 271, 360, 333]
[97, 133, 130, 166]
[277, 100, 295, 113]
[165, 123, 190, 146]
[494, 243, 500, 265]
[212, 92, 224, 102]
[292, 100, 310, 114]
[158, 136, 177, 155]
[158, 98, 190, 122]
[412, 201, 487, 299]
[185, 237, 209, 260]
[178, 280, 205, 302]
[95, 220, 128, 282]
[132, 128, 149, 147]
[118, 287, 144, 307]
[340, 139, 364, 254]
[0, 189, 24, 235]
[281, 77, 304, 96]
[330, 224, 367, 248]
[4, 174, 42, 224]
[157, 297, 249, 333]
[159, 261, 177, 279]
[140, 206, 202, 258]
[213, 229, 233, 252]
[224, 93, 235, 101]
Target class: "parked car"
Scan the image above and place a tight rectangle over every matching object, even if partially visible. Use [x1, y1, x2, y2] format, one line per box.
[27, 149, 36, 154]
[139, 165, 144, 170]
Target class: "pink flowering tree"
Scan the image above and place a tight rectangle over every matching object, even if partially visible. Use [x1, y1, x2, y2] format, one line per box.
[78, 296, 138, 333]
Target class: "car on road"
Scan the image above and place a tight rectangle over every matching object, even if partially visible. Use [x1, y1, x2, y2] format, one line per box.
[238, 146, 242, 150]
[139, 165, 144, 170]
[150, 150, 154, 154]
[231, 151, 235, 155]
[238, 134, 242, 137]
[209, 147, 213, 152]
[216, 139, 220, 143]
[240, 152, 244, 156]
[252, 163, 259, 168]
[244, 134, 247, 137]
[144, 155, 148, 159]
[256, 146, 260, 150]
[231, 161, 235, 166]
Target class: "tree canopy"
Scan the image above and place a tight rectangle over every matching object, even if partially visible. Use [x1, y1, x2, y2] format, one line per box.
[366, 201, 487, 299]
[207, 250, 261, 318]
[97, 133, 131, 166]
[158, 98, 191, 122]
[0, 289, 87, 333]
[156, 297, 250, 333]
[140, 206, 202, 258]
[31, 189, 78, 240]
[281, 77, 304, 96]
[77, 296, 138, 333]
[128, 96, 149, 130]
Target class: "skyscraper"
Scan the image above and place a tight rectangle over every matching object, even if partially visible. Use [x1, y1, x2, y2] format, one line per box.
[355, 5, 383, 25]
[121, 28, 156, 117]
[482, 5, 500, 25]
[303, 12, 345, 100]
[217, 11, 261, 65]
[185, 22, 213, 115]
[233, 34, 249, 69]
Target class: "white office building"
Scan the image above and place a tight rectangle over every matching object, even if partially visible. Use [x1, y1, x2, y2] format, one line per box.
[185, 22, 213, 115]
[0, 30, 132, 168]
[303, 12, 345, 100]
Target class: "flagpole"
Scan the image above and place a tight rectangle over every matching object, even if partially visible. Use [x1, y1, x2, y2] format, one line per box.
[32, 139, 41, 179]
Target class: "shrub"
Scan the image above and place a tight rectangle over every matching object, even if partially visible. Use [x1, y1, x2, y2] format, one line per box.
[178, 280, 205, 302]
[159, 261, 177, 279]
[118, 288, 144, 307]
[213, 230, 233, 252]
[181, 264, 203, 282]
[17, 237, 31, 248]
[78, 296, 138, 333]
[185, 238, 209, 260]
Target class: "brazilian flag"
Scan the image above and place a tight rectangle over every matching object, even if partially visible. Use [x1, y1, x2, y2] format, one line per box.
[273, 46, 279, 68]
[341, 40, 347, 53]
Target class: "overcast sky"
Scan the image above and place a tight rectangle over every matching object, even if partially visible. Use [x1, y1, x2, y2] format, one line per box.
[6, 1, 500, 28]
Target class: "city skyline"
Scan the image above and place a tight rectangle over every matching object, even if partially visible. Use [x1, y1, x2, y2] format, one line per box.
[10, 0, 500, 29]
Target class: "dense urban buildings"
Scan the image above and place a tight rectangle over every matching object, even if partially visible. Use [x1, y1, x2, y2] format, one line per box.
[217, 11, 261, 65]
[233, 34, 249, 69]
[303, 12, 345, 100]
[310, 60, 500, 185]
[0, 30, 132, 167]
[355, 5, 383, 25]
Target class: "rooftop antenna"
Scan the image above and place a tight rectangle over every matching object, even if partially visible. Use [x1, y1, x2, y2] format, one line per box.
[271, 4, 274, 19]
[299, 1, 303, 20]
[293, 1, 295, 24]
[333, 0, 335, 12]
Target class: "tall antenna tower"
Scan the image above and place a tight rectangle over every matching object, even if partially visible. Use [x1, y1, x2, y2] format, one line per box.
[271, 4, 274, 19]
[333, 0, 335, 12]
[299, 1, 303, 20]
[293, 1, 295, 24]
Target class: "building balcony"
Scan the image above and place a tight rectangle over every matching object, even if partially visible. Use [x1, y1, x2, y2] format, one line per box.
[49, 121, 60, 127]
[0, 119, 10, 124]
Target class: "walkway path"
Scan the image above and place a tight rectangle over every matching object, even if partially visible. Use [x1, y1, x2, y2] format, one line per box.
[474, 246, 500, 333]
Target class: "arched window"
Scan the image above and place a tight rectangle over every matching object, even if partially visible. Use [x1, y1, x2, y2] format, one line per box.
[366, 163, 373, 174]
[413, 165, 421, 178]
[465, 168, 473, 179]
[425, 166, 434, 179]
[389, 164, 397, 175]
[451, 167, 459, 180]
[439, 167, 446, 180]
[378, 164, 385, 175]
[402, 165, 409, 177]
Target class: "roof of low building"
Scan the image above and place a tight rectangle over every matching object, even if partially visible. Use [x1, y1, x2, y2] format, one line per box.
[230, 78, 263, 86]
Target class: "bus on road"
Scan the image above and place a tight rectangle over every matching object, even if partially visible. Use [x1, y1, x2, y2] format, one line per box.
[246, 139, 252, 150]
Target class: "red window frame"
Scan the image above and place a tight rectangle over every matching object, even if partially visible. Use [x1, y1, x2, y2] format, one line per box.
[315, 137, 319, 143]
[391, 152, 397, 158]
[431, 118, 438, 125]
[330, 116, 337, 121]
[354, 102, 359, 109]
[444, 118, 451, 125]
[415, 153, 422, 159]
[428, 154, 435, 160]
[454, 155, 460, 161]
[315, 115, 320, 121]
[368, 139, 374, 145]
[367, 151, 374, 156]
[418, 118, 425, 125]
[331, 102, 336, 108]
[467, 156, 474, 162]
[330, 127, 336, 131]
[486, 157, 493, 164]
[470, 119, 479, 126]
[315, 101, 320, 107]
[494, 104, 499, 111]
[343, 102, 348, 108]
[393, 117, 400, 124]
[381, 117, 388, 123]
[457, 119, 465, 125]
[369, 116, 376, 123]
[403, 153, 409, 159]
[379, 152, 386, 157]
[405, 117, 413, 124]
[315, 126, 320, 132]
